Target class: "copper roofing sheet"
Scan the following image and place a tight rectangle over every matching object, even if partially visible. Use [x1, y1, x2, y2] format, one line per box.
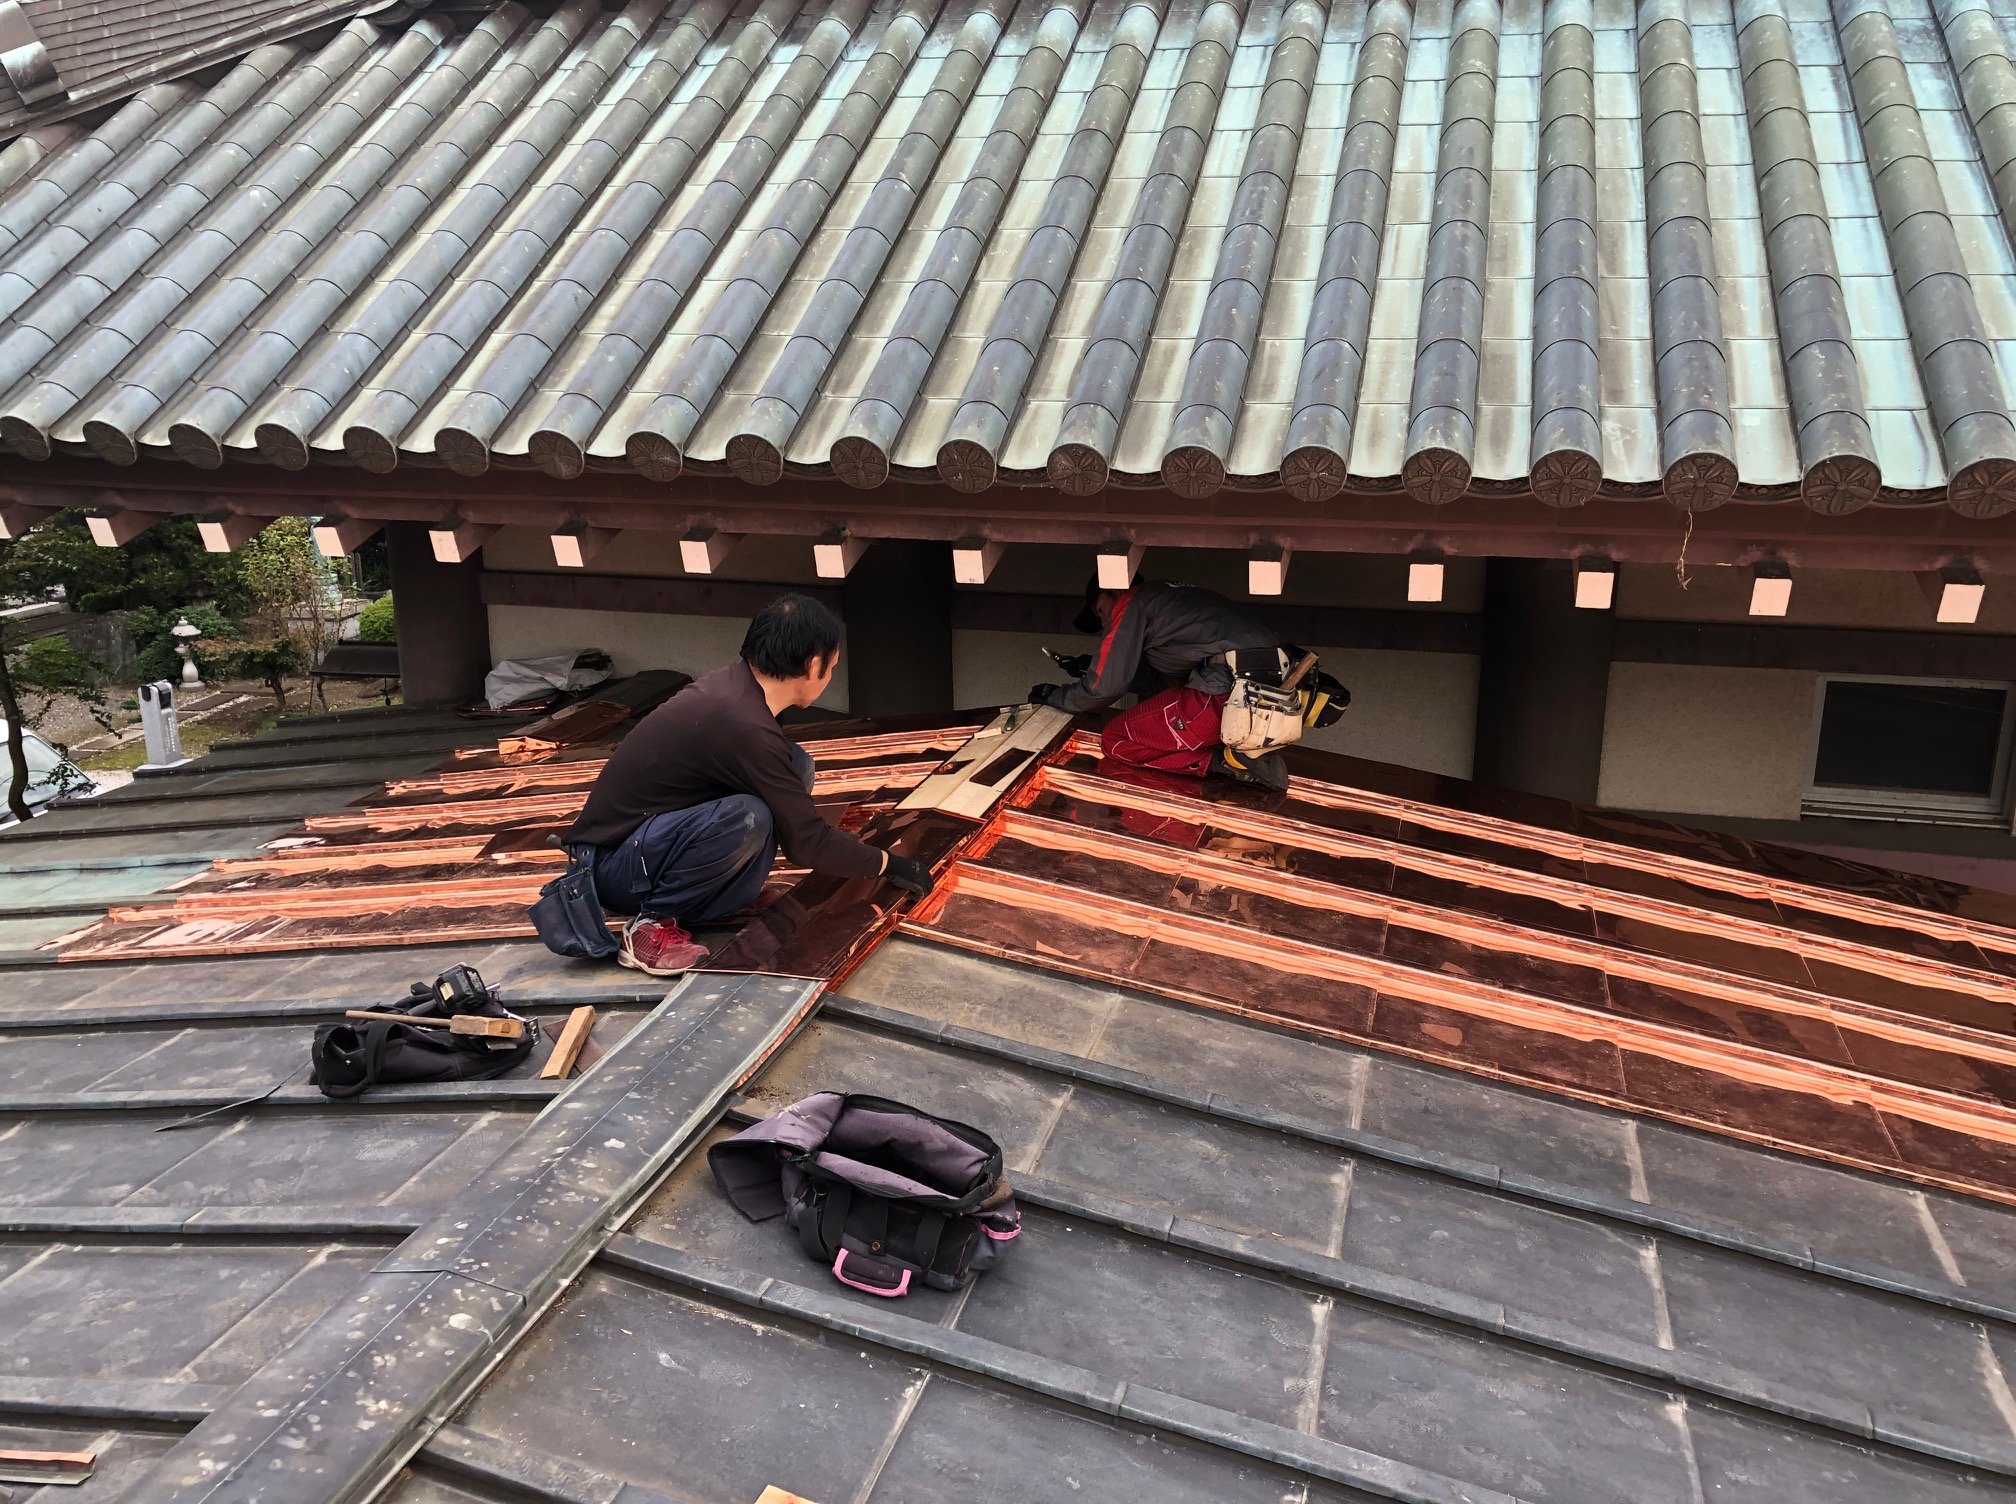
[1, 0, 2015, 512]
[46, 720, 979, 961]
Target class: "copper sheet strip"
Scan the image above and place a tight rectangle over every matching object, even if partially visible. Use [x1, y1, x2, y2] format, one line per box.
[979, 816, 2016, 1105]
[303, 763, 936, 834]
[55, 904, 552, 960]
[206, 837, 499, 872]
[917, 864, 2016, 1138]
[108, 872, 553, 920]
[1274, 766, 2016, 954]
[904, 869, 2016, 1203]
[380, 742, 959, 801]
[991, 809, 2016, 1050]
[1036, 766, 2016, 1014]
[1059, 732, 2016, 952]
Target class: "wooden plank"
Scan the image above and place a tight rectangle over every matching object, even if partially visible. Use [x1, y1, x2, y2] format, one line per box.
[753, 1488, 818, 1504]
[898, 706, 1072, 818]
[343, 1011, 526, 1040]
[540, 1005, 597, 1079]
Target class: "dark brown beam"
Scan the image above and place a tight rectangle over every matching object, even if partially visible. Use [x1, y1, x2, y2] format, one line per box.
[2, 457, 2013, 572]
[1613, 619, 2016, 678]
[479, 571, 842, 617]
[480, 571, 1485, 653]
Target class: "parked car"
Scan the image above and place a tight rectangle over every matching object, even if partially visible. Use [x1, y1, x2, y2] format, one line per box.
[0, 723, 98, 826]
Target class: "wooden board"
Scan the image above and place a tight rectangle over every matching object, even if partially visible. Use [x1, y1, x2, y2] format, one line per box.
[896, 705, 1072, 819]
[540, 1005, 598, 1079]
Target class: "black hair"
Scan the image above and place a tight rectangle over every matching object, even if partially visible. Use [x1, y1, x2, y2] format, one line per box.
[1073, 573, 1106, 634]
[741, 593, 844, 678]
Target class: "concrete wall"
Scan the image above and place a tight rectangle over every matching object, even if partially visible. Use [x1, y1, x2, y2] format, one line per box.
[1597, 662, 1817, 819]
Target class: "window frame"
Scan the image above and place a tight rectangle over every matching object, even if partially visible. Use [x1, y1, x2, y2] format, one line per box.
[1801, 673, 2016, 826]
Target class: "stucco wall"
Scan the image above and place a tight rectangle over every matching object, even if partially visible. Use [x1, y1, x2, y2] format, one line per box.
[490, 606, 1480, 779]
[1597, 661, 1816, 819]
[485, 604, 852, 712]
[955, 629, 1479, 776]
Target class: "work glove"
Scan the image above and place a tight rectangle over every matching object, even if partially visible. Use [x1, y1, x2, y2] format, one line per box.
[1027, 682, 1063, 707]
[1048, 652, 1092, 677]
[883, 852, 936, 899]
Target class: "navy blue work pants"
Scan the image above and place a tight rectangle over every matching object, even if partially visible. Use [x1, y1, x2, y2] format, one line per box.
[593, 742, 815, 923]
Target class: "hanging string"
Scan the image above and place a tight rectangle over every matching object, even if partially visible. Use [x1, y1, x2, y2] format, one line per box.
[1674, 508, 1694, 591]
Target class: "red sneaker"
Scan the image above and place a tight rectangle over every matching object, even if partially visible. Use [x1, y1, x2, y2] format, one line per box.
[618, 916, 708, 977]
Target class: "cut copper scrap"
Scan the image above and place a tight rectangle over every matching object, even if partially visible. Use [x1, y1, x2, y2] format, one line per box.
[497, 698, 633, 756]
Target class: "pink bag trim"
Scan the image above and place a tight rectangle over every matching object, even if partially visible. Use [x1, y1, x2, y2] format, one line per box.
[832, 1249, 910, 1297]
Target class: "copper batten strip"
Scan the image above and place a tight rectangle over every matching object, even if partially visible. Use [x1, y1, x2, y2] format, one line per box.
[986, 810, 2016, 1064]
[907, 860, 2016, 1203]
[1036, 765, 2016, 1004]
[1278, 768, 2016, 953]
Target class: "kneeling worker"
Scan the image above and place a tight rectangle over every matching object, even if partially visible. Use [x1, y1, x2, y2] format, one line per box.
[1028, 576, 1330, 794]
[562, 594, 935, 976]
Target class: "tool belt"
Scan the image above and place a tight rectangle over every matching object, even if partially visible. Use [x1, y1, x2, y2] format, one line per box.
[710, 1092, 1021, 1299]
[311, 966, 537, 1099]
[1221, 648, 1307, 755]
[1217, 647, 1351, 755]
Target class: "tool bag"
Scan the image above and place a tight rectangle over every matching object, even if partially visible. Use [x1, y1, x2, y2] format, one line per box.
[311, 967, 537, 1099]
[529, 840, 620, 960]
[710, 1092, 1021, 1299]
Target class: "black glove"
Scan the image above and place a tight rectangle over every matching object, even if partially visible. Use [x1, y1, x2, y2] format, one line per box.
[1027, 682, 1062, 707]
[1048, 652, 1092, 677]
[883, 853, 935, 898]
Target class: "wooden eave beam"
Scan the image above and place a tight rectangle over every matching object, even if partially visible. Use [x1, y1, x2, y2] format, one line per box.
[1, 457, 2013, 574]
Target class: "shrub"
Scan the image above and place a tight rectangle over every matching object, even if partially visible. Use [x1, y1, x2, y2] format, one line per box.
[356, 592, 396, 643]
[17, 634, 88, 690]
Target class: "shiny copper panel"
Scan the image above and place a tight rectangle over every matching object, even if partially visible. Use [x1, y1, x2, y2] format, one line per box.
[1033, 766, 2016, 1036]
[51, 729, 964, 963]
[911, 841, 2016, 1204]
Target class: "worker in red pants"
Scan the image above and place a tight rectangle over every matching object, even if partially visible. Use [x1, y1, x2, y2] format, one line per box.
[1028, 575, 1294, 792]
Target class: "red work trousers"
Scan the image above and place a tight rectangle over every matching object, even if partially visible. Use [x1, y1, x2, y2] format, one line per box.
[1099, 686, 1226, 778]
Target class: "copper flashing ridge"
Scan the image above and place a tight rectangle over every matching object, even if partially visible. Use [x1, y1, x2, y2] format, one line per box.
[900, 743, 2016, 1206]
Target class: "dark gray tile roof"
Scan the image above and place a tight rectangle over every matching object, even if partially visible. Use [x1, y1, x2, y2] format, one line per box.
[8, 706, 2016, 1503]
[1, 0, 2015, 513]
[0, 0, 375, 137]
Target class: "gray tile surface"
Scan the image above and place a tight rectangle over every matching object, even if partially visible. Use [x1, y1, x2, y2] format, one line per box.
[959, 1210, 1322, 1428]
[0, 0, 2000, 505]
[458, 1269, 926, 1503]
[1319, 1304, 1699, 1504]
[1338, 1160, 1661, 1341]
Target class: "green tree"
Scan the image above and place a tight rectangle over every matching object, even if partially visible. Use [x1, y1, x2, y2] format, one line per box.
[227, 518, 337, 710]
[0, 628, 114, 821]
[0, 511, 246, 615]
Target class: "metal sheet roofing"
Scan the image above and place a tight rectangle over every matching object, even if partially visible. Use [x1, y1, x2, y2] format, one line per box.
[4, 0, 2016, 513]
[14, 702, 2016, 1502]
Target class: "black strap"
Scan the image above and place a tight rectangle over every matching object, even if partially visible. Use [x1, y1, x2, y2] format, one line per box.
[904, 1210, 947, 1273]
[800, 1181, 853, 1262]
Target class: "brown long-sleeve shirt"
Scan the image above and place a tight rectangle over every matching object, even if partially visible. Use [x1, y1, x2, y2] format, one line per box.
[562, 661, 883, 878]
